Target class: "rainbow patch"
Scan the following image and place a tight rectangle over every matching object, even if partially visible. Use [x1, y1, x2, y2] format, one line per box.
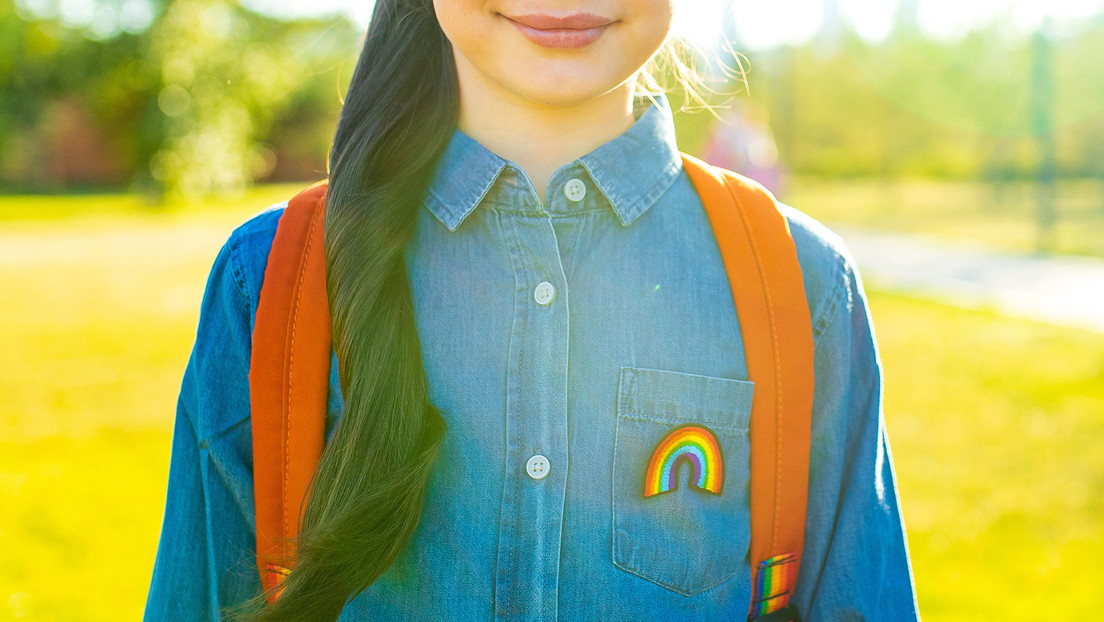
[643, 424, 724, 497]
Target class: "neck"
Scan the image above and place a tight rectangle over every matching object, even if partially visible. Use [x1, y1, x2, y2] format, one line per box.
[453, 54, 636, 204]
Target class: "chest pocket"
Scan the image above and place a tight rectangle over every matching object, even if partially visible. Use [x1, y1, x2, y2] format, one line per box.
[612, 366, 754, 596]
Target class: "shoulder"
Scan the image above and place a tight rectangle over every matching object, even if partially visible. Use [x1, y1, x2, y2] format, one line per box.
[219, 201, 287, 324]
[228, 200, 285, 247]
[185, 201, 287, 440]
[686, 163, 859, 339]
[777, 202, 858, 340]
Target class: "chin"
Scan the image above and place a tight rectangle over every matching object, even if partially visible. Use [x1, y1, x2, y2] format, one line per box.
[516, 83, 614, 108]
[502, 63, 627, 107]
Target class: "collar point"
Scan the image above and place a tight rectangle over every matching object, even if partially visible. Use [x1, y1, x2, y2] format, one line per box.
[425, 193, 466, 232]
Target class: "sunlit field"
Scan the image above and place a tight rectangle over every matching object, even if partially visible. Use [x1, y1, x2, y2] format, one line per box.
[2, 189, 1102, 620]
[786, 177, 1104, 258]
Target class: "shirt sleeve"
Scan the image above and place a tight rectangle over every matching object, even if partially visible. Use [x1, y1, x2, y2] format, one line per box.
[144, 236, 262, 620]
[792, 251, 921, 620]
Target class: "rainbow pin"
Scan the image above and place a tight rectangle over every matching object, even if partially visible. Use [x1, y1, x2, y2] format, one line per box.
[643, 424, 725, 497]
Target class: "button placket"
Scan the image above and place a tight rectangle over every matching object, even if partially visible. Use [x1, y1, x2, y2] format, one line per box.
[494, 210, 570, 621]
[526, 454, 550, 480]
[534, 281, 556, 305]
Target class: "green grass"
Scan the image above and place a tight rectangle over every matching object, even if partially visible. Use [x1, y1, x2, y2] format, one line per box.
[872, 293, 1104, 619]
[0, 184, 306, 226]
[1, 191, 1102, 620]
[0, 188, 293, 621]
[784, 177, 1104, 258]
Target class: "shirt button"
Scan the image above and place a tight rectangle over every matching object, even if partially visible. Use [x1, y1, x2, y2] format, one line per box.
[526, 454, 550, 480]
[563, 178, 587, 202]
[533, 281, 556, 305]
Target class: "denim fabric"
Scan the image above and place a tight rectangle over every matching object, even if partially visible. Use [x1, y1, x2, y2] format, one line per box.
[144, 94, 920, 621]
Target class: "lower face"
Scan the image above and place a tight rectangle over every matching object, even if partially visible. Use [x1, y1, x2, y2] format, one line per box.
[433, 0, 675, 107]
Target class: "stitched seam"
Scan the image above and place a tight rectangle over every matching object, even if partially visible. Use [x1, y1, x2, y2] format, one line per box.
[426, 160, 506, 231]
[812, 282, 845, 341]
[200, 238, 254, 442]
[811, 281, 848, 357]
[491, 208, 523, 614]
[809, 246, 854, 357]
[486, 206, 610, 217]
[617, 413, 749, 435]
[723, 174, 785, 556]
[808, 237, 850, 340]
[613, 371, 743, 597]
[226, 238, 252, 314]
[283, 204, 322, 553]
[199, 414, 251, 447]
[612, 555, 741, 596]
[579, 156, 680, 227]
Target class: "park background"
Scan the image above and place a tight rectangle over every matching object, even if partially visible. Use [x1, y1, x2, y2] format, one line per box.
[2, 0, 1103, 619]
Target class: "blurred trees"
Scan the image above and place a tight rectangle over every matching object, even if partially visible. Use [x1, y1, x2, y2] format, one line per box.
[1, 0, 160, 190]
[2, 1, 1103, 198]
[1, 0, 359, 198]
[741, 17, 1104, 182]
[147, 0, 359, 198]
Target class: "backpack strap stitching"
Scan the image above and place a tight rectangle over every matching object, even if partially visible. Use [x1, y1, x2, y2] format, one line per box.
[719, 173, 786, 554]
[283, 200, 323, 546]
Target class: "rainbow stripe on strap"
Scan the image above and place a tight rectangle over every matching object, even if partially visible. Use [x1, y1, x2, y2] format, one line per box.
[644, 424, 724, 497]
[265, 563, 290, 603]
[751, 553, 799, 617]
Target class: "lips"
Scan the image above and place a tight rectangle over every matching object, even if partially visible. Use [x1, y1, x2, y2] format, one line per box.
[506, 12, 614, 29]
[501, 12, 616, 49]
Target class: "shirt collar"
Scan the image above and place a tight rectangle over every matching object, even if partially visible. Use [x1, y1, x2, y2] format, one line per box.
[424, 93, 683, 232]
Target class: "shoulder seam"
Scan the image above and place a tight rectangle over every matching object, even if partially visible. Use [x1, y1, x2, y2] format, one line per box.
[811, 260, 854, 353]
[192, 232, 256, 445]
[226, 235, 254, 320]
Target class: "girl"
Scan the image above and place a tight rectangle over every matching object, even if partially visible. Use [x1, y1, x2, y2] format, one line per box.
[144, 0, 919, 620]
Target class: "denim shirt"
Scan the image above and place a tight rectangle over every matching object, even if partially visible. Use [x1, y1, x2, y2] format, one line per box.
[144, 94, 919, 621]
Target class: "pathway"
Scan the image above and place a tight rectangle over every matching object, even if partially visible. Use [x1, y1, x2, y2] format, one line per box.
[828, 224, 1104, 334]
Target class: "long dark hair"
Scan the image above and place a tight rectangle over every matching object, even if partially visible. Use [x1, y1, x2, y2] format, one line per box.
[227, 2, 715, 617]
[232, 0, 457, 619]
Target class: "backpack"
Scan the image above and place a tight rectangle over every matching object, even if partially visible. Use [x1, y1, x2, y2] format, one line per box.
[248, 154, 814, 621]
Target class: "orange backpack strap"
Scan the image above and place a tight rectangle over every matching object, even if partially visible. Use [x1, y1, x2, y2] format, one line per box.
[249, 179, 331, 601]
[249, 160, 814, 616]
[681, 154, 815, 621]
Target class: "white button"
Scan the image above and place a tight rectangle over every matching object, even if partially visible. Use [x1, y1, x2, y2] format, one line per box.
[533, 281, 556, 305]
[526, 454, 550, 480]
[563, 178, 587, 202]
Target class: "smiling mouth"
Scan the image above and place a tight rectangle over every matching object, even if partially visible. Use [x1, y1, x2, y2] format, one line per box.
[500, 12, 616, 49]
